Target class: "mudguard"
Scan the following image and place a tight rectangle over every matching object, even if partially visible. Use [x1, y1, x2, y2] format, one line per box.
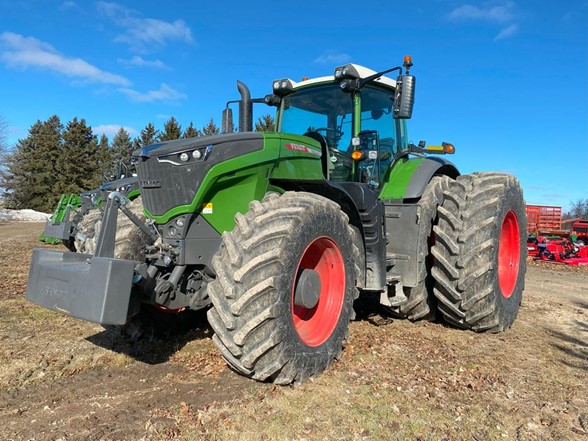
[380, 156, 459, 200]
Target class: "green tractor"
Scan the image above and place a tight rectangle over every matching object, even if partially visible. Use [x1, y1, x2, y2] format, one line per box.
[26, 56, 526, 384]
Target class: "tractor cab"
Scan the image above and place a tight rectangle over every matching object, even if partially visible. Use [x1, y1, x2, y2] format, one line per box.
[269, 60, 414, 187]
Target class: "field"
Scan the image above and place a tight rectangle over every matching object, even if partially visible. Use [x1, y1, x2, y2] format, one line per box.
[0, 222, 586, 440]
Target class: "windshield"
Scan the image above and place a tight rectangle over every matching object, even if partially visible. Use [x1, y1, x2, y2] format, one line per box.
[279, 84, 353, 151]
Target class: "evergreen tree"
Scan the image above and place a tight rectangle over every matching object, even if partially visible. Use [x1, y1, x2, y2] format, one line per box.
[159, 117, 182, 141]
[255, 114, 275, 132]
[183, 121, 202, 138]
[3, 116, 63, 211]
[57, 117, 102, 197]
[97, 134, 111, 178]
[202, 118, 220, 136]
[110, 127, 134, 171]
[137, 122, 159, 147]
[0, 115, 8, 197]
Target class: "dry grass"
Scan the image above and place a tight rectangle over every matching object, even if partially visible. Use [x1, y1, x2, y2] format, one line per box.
[0, 223, 586, 441]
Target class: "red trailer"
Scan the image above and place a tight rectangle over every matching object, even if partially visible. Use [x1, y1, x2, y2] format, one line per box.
[526, 205, 562, 233]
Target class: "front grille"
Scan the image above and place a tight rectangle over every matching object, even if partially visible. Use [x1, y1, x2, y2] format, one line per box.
[138, 158, 201, 216]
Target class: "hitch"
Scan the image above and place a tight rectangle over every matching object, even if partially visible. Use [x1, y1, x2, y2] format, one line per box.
[95, 192, 157, 258]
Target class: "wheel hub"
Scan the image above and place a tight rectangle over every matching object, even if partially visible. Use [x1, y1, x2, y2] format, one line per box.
[294, 269, 322, 309]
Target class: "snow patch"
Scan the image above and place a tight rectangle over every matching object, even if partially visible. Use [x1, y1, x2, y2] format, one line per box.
[0, 209, 51, 222]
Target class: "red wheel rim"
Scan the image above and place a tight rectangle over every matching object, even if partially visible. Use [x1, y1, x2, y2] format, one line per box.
[292, 237, 345, 347]
[498, 210, 520, 298]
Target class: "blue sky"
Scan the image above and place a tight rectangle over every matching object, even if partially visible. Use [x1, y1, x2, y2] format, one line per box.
[1, 0, 586, 210]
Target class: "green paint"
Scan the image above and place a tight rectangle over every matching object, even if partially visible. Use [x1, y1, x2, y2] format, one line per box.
[128, 189, 141, 200]
[268, 133, 323, 180]
[143, 132, 326, 233]
[379, 157, 425, 199]
[144, 148, 279, 228]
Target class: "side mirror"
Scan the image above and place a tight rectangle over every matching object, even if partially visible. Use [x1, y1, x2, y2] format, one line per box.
[393, 75, 415, 119]
[222, 108, 234, 134]
[264, 94, 281, 107]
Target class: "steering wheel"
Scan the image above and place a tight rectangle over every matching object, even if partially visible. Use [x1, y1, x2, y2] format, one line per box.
[313, 127, 344, 144]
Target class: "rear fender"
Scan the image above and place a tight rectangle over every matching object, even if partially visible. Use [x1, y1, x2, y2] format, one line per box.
[380, 157, 459, 200]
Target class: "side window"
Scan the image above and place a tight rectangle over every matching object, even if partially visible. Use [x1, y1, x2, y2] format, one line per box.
[360, 86, 395, 155]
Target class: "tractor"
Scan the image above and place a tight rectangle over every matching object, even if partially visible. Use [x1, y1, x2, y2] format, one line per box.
[26, 56, 527, 384]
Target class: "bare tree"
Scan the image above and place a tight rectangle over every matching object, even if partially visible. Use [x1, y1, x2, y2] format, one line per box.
[0, 115, 7, 158]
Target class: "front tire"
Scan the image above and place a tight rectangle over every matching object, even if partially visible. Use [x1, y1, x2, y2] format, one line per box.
[207, 192, 359, 384]
[431, 173, 526, 332]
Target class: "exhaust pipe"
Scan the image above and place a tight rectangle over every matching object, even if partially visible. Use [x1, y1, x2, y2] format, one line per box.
[237, 80, 253, 132]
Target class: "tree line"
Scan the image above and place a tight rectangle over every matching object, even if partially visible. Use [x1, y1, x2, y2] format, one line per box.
[1, 114, 275, 213]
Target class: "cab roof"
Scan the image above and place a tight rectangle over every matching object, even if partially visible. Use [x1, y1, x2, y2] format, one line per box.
[288, 64, 397, 90]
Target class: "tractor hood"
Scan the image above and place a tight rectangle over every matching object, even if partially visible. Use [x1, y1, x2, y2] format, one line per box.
[133, 132, 264, 218]
[133, 132, 263, 159]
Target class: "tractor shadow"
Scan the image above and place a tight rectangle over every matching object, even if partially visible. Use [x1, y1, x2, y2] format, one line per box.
[353, 294, 400, 326]
[545, 301, 588, 372]
[86, 309, 213, 365]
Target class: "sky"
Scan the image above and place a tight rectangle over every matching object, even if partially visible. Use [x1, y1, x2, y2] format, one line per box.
[0, 0, 586, 211]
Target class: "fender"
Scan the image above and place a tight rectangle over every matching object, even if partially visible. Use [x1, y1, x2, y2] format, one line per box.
[380, 156, 459, 200]
[270, 178, 385, 291]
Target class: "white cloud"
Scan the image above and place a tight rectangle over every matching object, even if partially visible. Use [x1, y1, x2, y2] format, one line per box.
[60, 1, 77, 10]
[0, 32, 131, 86]
[448, 2, 520, 41]
[94, 124, 137, 138]
[448, 2, 515, 23]
[313, 52, 352, 65]
[119, 83, 187, 103]
[494, 23, 518, 40]
[97, 2, 194, 52]
[118, 55, 170, 70]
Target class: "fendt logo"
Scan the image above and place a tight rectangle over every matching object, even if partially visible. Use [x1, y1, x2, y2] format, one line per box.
[140, 179, 162, 188]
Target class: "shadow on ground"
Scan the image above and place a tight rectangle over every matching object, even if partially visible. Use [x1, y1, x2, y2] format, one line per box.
[547, 301, 588, 371]
[86, 308, 212, 365]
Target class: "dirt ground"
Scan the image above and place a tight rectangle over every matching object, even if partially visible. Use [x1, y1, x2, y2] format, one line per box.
[0, 222, 586, 441]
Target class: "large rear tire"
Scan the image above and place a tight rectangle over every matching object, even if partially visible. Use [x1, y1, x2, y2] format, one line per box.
[385, 175, 450, 320]
[431, 173, 526, 332]
[207, 192, 359, 384]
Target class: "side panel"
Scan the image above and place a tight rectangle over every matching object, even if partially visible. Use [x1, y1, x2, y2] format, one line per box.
[380, 157, 459, 200]
[268, 133, 324, 181]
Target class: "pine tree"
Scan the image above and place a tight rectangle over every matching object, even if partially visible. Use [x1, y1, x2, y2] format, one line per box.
[202, 118, 220, 136]
[255, 114, 275, 132]
[110, 127, 134, 170]
[3, 116, 64, 211]
[137, 122, 159, 147]
[159, 117, 182, 141]
[183, 121, 202, 138]
[97, 134, 111, 178]
[57, 117, 102, 197]
[0, 115, 8, 197]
